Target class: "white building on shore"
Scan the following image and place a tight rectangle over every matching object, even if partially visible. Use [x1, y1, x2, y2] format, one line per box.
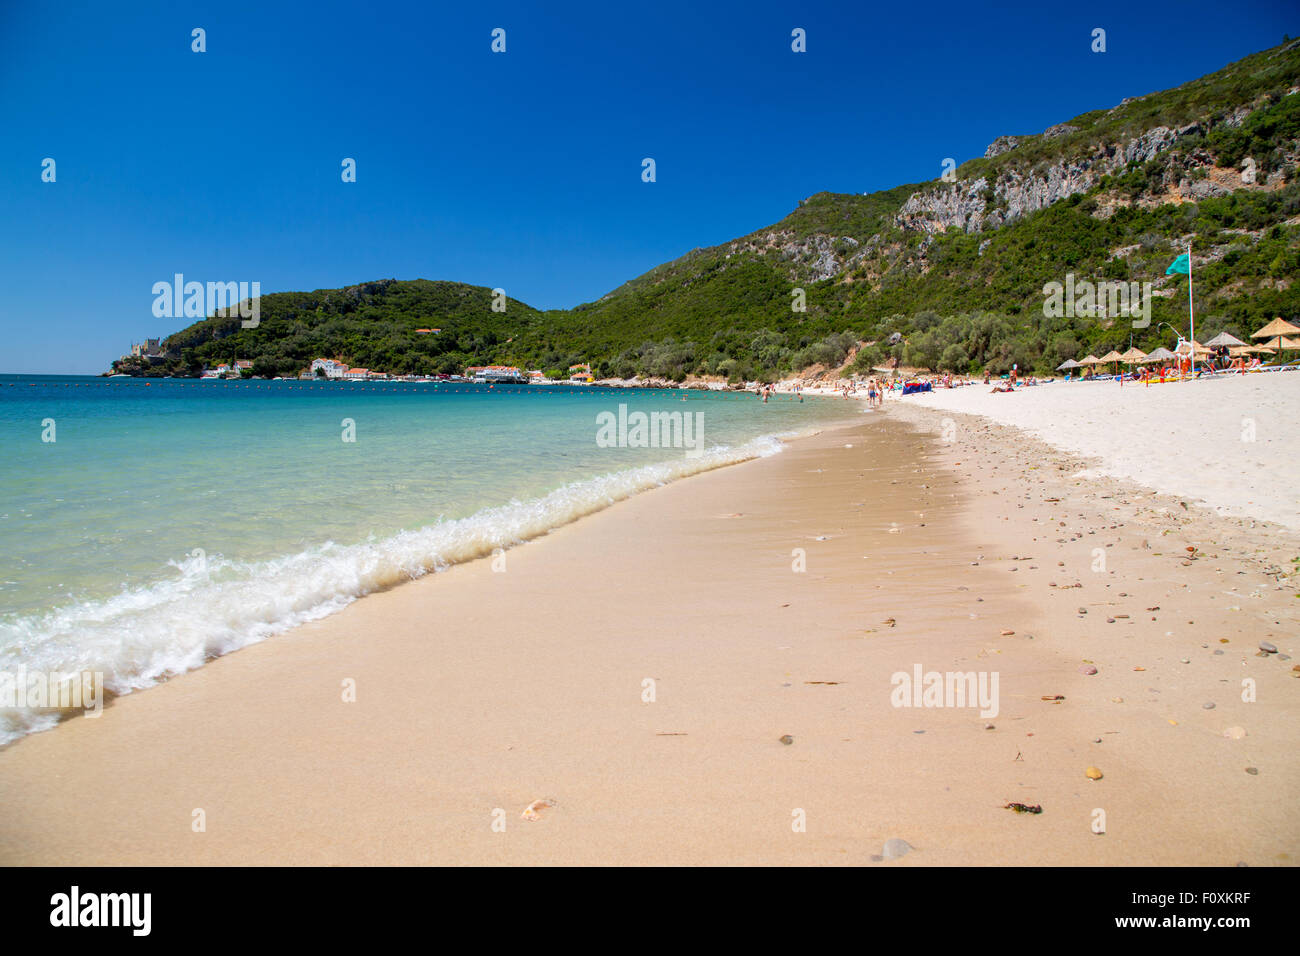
[309, 358, 349, 379]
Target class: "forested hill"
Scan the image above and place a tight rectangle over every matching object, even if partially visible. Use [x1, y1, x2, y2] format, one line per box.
[139, 280, 547, 379]
[116, 39, 1300, 381]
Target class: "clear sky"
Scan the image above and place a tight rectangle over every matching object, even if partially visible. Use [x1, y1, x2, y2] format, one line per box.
[1, 0, 1295, 373]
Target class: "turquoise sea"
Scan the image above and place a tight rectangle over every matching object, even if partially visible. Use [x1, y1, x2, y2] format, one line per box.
[0, 376, 859, 742]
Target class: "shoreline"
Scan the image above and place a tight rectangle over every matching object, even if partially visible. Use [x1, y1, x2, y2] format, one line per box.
[0, 401, 1295, 865]
[0, 397, 863, 748]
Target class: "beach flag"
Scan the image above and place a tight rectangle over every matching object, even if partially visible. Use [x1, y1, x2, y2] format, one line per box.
[1165, 254, 1190, 275]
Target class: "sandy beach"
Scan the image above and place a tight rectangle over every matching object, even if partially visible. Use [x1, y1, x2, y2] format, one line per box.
[0, 390, 1296, 866]
[902, 374, 1300, 530]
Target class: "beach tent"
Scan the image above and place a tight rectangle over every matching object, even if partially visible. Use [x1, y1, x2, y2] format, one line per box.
[1251, 317, 1300, 341]
[1204, 331, 1246, 348]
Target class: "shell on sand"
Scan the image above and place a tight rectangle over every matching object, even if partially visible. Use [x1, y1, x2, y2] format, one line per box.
[521, 798, 555, 821]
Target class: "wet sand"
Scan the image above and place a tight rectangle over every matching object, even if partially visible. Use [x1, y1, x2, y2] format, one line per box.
[0, 408, 1295, 865]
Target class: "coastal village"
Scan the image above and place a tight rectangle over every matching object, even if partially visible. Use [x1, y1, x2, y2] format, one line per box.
[184, 356, 600, 385]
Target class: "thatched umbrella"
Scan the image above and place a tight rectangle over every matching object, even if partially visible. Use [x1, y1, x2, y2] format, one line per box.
[1258, 335, 1300, 352]
[1056, 358, 1080, 371]
[1253, 332, 1300, 356]
[1144, 347, 1177, 363]
[1251, 317, 1300, 340]
[1120, 347, 1148, 364]
[1204, 331, 1246, 348]
[1097, 349, 1124, 375]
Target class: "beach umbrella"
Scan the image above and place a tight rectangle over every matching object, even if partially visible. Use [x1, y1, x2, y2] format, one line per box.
[1096, 350, 1124, 375]
[1251, 317, 1300, 340]
[1144, 346, 1177, 363]
[1257, 335, 1300, 351]
[1079, 354, 1101, 365]
[1119, 347, 1148, 364]
[1056, 359, 1080, 371]
[1204, 331, 1246, 348]
[1174, 339, 1209, 355]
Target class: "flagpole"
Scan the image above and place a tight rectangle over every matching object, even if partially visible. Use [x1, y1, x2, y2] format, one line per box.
[1187, 239, 1195, 377]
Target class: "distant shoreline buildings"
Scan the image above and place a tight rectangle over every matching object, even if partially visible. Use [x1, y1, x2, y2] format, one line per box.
[466, 365, 527, 383]
[127, 350, 597, 384]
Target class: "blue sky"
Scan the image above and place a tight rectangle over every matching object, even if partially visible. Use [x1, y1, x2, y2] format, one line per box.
[1, 0, 1295, 373]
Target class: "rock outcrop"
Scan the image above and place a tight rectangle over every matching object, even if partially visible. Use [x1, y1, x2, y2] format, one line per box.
[897, 125, 1188, 235]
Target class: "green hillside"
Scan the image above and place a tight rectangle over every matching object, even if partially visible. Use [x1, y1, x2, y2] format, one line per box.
[115, 40, 1300, 382]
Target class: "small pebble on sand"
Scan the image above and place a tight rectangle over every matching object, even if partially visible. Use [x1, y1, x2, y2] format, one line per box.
[1245, 767, 1259, 775]
[881, 837, 914, 860]
[1259, 641, 1277, 654]
[1080, 665, 1098, 675]
[779, 735, 794, 745]
[1203, 702, 1215, 709]
[1085, 766, 1103, 780]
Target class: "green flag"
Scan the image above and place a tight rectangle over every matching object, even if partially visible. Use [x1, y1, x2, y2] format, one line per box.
[1165, 253, 1190, 275]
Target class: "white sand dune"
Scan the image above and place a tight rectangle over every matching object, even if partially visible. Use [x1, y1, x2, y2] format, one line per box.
[900, 374, 1300, 529]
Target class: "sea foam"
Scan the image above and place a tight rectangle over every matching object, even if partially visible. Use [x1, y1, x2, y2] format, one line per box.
[0, 433, 790, 744]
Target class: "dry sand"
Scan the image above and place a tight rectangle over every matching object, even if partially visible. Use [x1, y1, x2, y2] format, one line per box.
[903, 374, 1300, 530]
[0, 403, 1295, 865]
